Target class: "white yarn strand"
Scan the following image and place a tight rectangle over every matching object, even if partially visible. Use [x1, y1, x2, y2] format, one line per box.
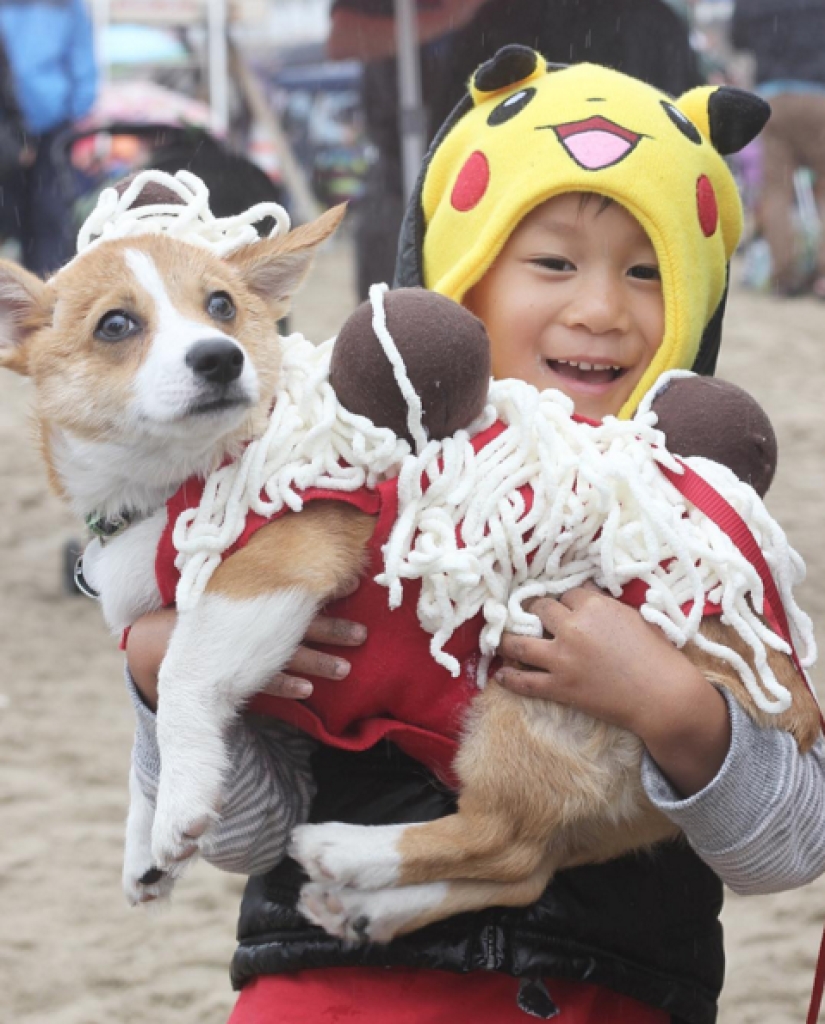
[72, 169, 291, 262]
[173, 332, 413, 610]
[368, 282, 429, 454]
[163, 272, 815, 715]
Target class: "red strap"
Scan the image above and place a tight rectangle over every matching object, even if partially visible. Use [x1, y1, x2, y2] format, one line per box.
[808, 928, 825, 1024]
[658, 460, 812, 687]
[660, 458, 825, 1024]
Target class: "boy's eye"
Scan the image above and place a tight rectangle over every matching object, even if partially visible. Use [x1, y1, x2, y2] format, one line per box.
[628, 264, 661, 281]
[533, 256, 575, 272]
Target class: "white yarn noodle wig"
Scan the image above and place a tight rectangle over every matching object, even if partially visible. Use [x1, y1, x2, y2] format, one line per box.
[66, 172, 815, 721]
[71, 168, 291, 262]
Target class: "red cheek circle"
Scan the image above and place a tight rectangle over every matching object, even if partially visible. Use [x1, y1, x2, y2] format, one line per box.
[696, 174, 718, 237]
[451, 151, 490, 212]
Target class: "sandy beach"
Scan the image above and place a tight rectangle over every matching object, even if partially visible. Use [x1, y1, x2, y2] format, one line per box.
[1, 233, 823, 1023]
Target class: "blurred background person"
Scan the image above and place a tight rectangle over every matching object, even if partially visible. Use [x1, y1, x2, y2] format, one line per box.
[328, 0, 704, 299]
[0, 30, 29, 254]
[0, 0, 97, 276]
[731, 0, 825, 298]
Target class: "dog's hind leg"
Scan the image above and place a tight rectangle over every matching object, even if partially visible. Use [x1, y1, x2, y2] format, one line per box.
[292, 684, 582, 890]
[292, 805, 549, 891]
[292, 682, 651, 892]
[299, 858, 555, 944]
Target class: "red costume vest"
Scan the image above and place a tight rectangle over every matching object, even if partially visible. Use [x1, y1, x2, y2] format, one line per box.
[155, 421, 723, 785]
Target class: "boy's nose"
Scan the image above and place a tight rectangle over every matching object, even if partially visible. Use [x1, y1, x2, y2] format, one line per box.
[564, 275, 628, 335]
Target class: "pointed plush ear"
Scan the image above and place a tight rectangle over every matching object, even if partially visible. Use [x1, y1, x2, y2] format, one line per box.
[227, 203, 346, 317]
[676, 85, 771, 155]
[470, 45, 546, 102]
[0, 260, 51, 375]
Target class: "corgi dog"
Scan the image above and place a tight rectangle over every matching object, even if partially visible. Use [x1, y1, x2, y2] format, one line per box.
[0, 175, 818, 942]
[0, 185, 371, 903]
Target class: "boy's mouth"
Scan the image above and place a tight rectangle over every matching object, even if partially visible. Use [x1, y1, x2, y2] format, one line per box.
[546, 359, 625, 387]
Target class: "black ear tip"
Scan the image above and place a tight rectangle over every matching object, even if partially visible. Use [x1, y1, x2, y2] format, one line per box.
[708, 86, 771, 155]
[474, 45, 539, 94]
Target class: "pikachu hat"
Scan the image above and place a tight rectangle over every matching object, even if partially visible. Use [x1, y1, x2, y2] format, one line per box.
[395, 47, 770, 417]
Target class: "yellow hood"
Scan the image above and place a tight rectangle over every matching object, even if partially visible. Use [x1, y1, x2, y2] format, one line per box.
[399, 48, 769, 417]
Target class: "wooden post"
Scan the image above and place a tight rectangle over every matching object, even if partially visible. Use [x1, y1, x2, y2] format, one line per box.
[229, 40, 321, 224]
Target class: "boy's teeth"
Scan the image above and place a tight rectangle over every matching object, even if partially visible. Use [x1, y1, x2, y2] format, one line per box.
[558, 359, 620, 372]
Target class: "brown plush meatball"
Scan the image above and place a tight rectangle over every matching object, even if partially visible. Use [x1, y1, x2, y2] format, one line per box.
[330, 288, 491, 447]
[651, 376, 778, 497]
[114, 173, 185, 208]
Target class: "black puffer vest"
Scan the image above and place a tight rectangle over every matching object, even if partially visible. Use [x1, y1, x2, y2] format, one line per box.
[231, 742, 724, 1024]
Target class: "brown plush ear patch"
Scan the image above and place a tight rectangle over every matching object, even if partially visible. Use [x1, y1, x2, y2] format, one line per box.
[651, 376, 777, 497]
[330, 288, 491, 447]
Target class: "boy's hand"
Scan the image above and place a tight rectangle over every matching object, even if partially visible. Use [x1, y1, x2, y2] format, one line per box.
[496, 584, 731, 796]
[126, 586, 366, 711]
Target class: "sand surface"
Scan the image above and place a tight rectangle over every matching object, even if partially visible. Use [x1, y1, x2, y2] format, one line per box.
[1, 235, 823, 1023]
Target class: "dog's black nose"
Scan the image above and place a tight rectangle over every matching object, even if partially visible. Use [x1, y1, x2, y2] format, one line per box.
[186, 339, 245, 385]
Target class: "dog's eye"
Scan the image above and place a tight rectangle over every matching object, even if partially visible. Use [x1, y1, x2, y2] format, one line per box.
[95, 310, 139, 342]
[207, 291, 236, 321]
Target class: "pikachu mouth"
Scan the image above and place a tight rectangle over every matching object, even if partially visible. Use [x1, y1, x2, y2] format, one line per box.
[543, 116, 643, 171]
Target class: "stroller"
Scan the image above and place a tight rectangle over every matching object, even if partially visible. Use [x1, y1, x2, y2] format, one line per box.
[61, 120, 289, 233]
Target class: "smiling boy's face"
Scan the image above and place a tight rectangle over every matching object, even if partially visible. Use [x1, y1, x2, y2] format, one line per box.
[463, 193, 664, 421]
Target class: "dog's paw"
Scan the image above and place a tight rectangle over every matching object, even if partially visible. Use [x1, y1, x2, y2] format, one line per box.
[122, 863, 177, 907]
[298, 881, 450, 944]
[150, 799, 215, 875]
[289, 822, 403, 889]
[123, 778, 177, 905]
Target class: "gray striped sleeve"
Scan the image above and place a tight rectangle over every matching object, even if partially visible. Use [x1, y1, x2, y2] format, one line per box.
[642, 689, 825, 895]
[127, 670, 315, 876]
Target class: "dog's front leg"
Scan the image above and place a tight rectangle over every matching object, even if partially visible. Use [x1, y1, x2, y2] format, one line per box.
[150, 585, 320, 873]
[123, 763, 176, 904]
[149, 503, 373, 877]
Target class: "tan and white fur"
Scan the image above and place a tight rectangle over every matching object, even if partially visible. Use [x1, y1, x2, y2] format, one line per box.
[291, 618, 820, 943]
[0, 204, 373, 903]
[0, 206, 819, 931]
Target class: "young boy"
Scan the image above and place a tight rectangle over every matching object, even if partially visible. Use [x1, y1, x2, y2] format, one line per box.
[127, 52, 825, 1023]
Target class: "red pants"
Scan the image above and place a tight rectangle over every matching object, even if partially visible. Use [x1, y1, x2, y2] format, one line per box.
[228, 967, 669, 1023]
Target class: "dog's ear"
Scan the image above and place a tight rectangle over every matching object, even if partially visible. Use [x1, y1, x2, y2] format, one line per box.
[0, 260, 50, 375]
[227, 204, 346, 318]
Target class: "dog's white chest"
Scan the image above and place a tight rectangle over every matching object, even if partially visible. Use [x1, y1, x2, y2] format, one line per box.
[82, 509, 167, 633]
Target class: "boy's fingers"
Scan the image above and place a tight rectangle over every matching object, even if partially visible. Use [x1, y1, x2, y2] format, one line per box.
[288, 645, 353, 681]
[304, 613, 367, 647]
[558, 581, 605, 609]
[261, 673, 314, 699]
[525, 596, 568, 634]
[499, 632, 557, 671]
[495, 666, 558, 701]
